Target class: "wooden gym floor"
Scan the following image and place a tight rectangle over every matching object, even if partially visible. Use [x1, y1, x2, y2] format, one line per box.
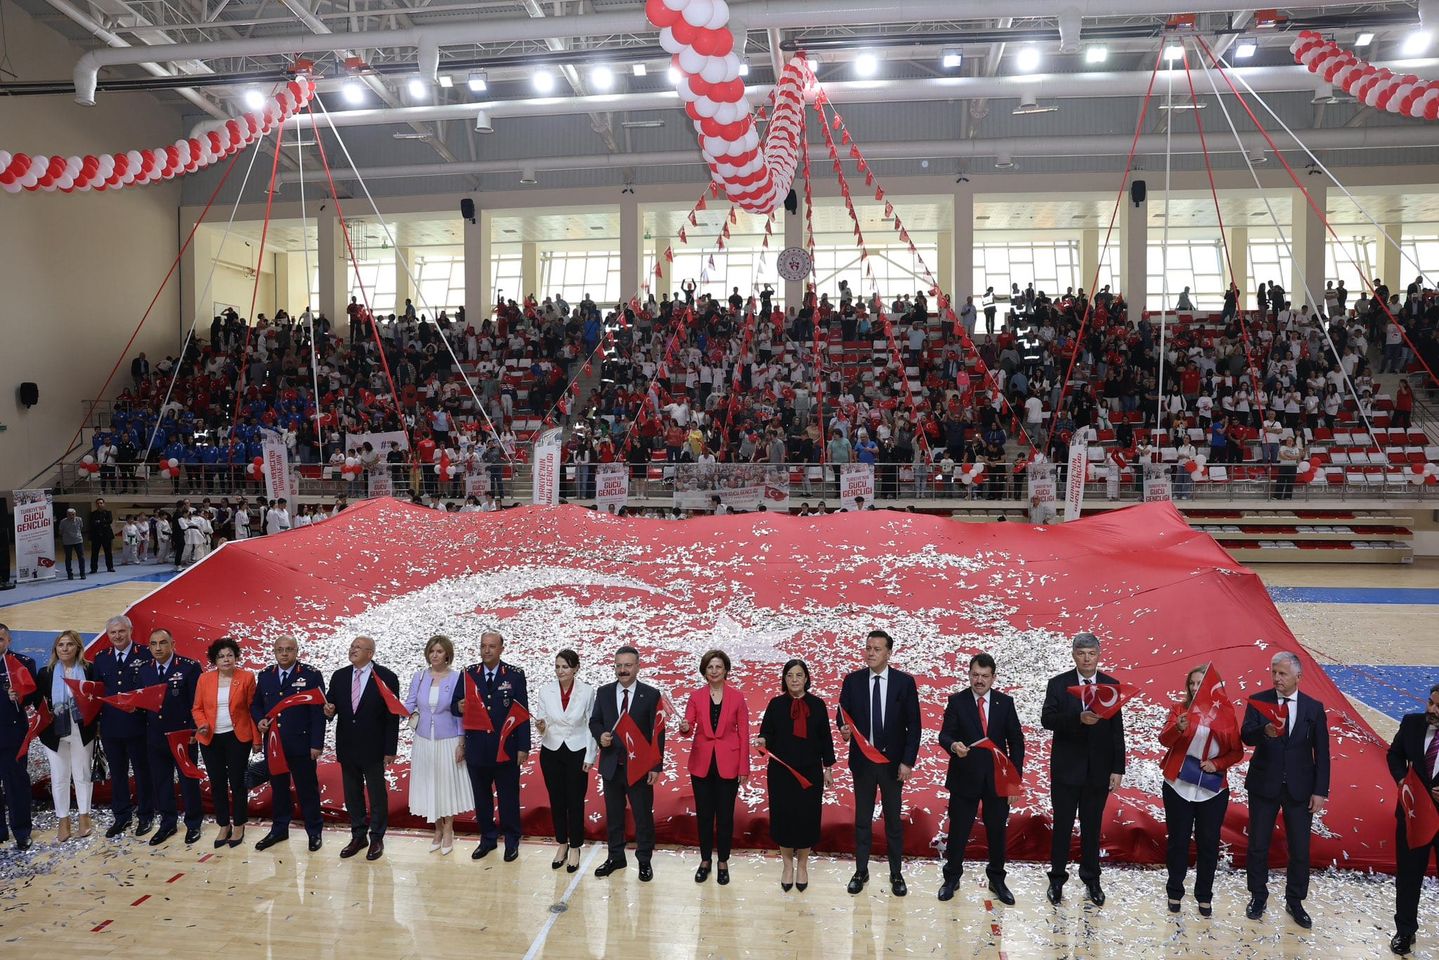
[0, 560, 1435, 959]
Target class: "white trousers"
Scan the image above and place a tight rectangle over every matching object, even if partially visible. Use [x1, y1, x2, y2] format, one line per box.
[44, 727, 94, 817]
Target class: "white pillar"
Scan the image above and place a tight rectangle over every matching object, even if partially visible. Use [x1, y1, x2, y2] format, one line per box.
[783, 197, 804, 309]
[317, 207, 344, 323]
[396, 248, 416, 318]
[1289, 185, 1326, 309]
[180, 228, 205, 337]
[1080, 229, 1099, 294]
[463, 201, 490, 321]
[936, 231, 953, 295]
[1121, 189, 1147, 322]
[521, 241, 540, 301]
[620, 195, 640, 301]
[952, 185, 975, 299]
[1378, 222, 1403, 293]
[1229, 226, 1249, 305]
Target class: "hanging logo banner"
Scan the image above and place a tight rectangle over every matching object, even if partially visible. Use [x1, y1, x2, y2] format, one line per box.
[261, 434, 296, 503]
[532, 428, 563, 506]
[368, 473, 394, 499]
[839, 463, 875, 511]
[594, 463, 630, 514]
[13, 489, 56, 582]
[1143, 463, 1173, 503]
[1027, 464, 1058, 524]
[1065, 442, 1088, 522]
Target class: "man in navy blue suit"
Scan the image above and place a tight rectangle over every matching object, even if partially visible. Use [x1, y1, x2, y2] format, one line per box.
[92, 614, 156, 839]
[1242, 650, 1330, 929]
[835, 629, 922, 897]
[452, 630, 530, 862]
[1386, 683, 1439, 957]
[937, 652, 1024, 905]
[323, 636, 399, 861]
[0, 623, 40, 849]
[252, 635, 328, 852]
[137, 629, 202, 846]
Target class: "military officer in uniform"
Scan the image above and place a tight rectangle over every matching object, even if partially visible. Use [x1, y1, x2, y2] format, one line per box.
[137, 628, 203, 845]
[252, 635, 328, 852]
[451, 629, 530, 862]
[93, 614, 156, 839]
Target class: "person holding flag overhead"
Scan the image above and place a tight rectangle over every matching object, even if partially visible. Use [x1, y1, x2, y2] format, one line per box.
[1387, 682, 1439, 956]
[137, 629, 203, 847]
[323, 635, 401, 862]
[937, 652, 1024, 906]
[251, 635, 328, 853]
[757, 658, 835, 892]
[588, 644, 666, 882]
[37, 630, 100, 841]
[1040, 631, 1127, 907]
[1158, 663, 1244, 917]
[451, 630, 529, 863]
[192, 637, 258, 849]
[92, 614, 156, 839]
[835, 629, 922, 897]
[1241, 650, 1330, 929]
[0, 623, 40, 850]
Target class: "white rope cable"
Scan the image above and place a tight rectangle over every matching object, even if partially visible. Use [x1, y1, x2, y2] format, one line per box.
[313, 98, 512, 462]
[1194, 39, 1384, 463]
[1156, 54, 1174, 436]
[294, 121, 326, 458]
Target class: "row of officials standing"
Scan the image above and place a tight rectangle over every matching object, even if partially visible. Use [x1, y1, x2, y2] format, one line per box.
[2, 621, 1437, 955]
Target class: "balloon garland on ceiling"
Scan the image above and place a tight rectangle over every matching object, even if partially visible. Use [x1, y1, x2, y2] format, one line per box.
[1290, 30, 1439, 120]
[647, 0, 814, 213]
[0, 78, 317, 194]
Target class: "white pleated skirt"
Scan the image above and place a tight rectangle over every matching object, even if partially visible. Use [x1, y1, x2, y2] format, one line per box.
[408, 735, 474, 821]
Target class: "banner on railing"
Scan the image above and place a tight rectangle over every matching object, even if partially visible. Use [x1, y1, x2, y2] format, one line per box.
[1065, 442, 1088, 522]
[1143, 463, 1172, 503]
[262, 433, 296, 503]
[532, 428, 563, 506]
[1028, 464, 1058, 524]
[674, 464, 791, 512]
[595, 463, 629, 514]
[13, 488, 56, 582]
[368, 473, 394, 499]
[345, 431, 409, 453]
[839, 463, 876, 511]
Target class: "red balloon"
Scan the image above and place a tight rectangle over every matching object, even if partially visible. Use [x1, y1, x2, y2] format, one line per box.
[112, 153, 129, 176]
[671, 20, 699, 47]
[287, 80, 304, 102]
[692, 28, 733, 58]
[700, 117, 724, 138]
[713, 79, 745, 102]
[688, 74, 712, 97]
[685, 101, 703, 122]
[645, 0, 680, 27]
[47, 155, 67, 177]
[1426, 100, 1439, 120]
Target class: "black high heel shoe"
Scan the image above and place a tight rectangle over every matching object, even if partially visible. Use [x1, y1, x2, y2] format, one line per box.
[566, 846, 581, 874]
[228, 826, 246, 848]
[796, 867, 809, 892]
[1168, 899, 1182, 914]
[1197, 903, 1213, 918]
[213, 827, 232, 849]
[781, 865, 794, 891]
[552, 848, 567, 870]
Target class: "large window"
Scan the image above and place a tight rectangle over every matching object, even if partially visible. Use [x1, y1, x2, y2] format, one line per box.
[490, 253, 522, 309]
[1400, 236, 1439, 288]
[1246, 239, 1293, 303]
[1325, 236, 1377, 296]
[1147, 239, 1226, 311]
[974, 241, 1119, 302]
[670, 248, 762, 303]
[813, 243, 941, 303]
[407, 254, 465, 318]
[539, 250, 620, 306]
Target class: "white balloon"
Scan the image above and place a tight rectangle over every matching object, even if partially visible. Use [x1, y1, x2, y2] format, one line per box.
[659, 26, 683, 55]
[679, 46, 706, 75]
[127, 149, 144, 170]
[1363, 85, 1383, 108]
[41, 181, 57, 192]
[77, 182, 92, 192]
[681, 0, 712, 28]
[1388, 82, 1416, 111]
[694, 96, 719, 118]
[740, 128, 759, 151]
[0, 151, 9, 169]
[705, 0, 729, 30]
[661, 0, 685, 9]
[96, 155, 115, 177]
[700, 55, 728, 84]
[65, 155, 82, 175]
[703, 134, 728, 155]
[31, 155, 47, 174]
[173, 140, 191, 163]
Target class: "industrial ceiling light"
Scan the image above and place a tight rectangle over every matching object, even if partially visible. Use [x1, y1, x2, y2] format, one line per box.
[407, 76, 427, 99]
[1234, 39, 1258, 58]
[520, 166, 538, 184]
[590, 65, 615, 90]
[994, 151, 1016, 169]
[855, 51, 880, 77]
[632, 63, 648, 77]
[532, 69, 556, 94]
[738, 62, 750, 76]
[437, 74, 454, 88]
[468, 70, 488, 93]
[1354, 32, 1375, 47]
[666, 64, 682, 85]
[1012, 94, 1058, 116]
[474, 109, 493, 133]
[341, 80, 365, 105]
[941, 50, 962, 69]
[1016, 46, 1042, 72]
[1085, 45, 1108, 64]
[1247, 149, 1268, 164]
[243, 88, 266, 110]
[1402, 30, 1433, 56]
[1163, 44, 1184, 63]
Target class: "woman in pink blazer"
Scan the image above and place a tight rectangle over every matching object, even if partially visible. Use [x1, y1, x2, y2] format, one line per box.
[679, 649, 750, 885]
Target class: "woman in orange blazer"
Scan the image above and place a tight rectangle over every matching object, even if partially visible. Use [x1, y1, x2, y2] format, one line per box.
[191, 637, 259, 849]
[1157, 663, 1244, 917]
[678, 649, 750, 885]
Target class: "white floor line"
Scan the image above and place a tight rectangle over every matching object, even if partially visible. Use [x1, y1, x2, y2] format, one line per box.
[522, 843, 603, 960]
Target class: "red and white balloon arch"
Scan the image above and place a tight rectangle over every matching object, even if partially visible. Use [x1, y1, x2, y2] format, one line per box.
[0, 78, 316, 194]
[1290, 31, 1439, 120]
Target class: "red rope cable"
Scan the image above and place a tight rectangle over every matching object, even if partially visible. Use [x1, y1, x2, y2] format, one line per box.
[63, 146, 245, 464]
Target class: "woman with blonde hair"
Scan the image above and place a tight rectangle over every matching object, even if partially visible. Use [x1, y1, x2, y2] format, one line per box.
[37, 630, 99, 841]
[403, 635, 472, 855]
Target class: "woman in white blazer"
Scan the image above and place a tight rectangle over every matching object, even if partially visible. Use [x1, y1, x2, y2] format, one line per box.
[534, 648, 598, 873]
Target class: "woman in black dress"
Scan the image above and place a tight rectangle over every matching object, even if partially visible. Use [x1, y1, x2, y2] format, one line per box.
[756, 659, 835, 892]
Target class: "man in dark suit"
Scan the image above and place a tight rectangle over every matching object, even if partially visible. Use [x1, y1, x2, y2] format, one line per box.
[835, 628, 922, 897]
[252, 635, 327, 852]
[589, 644, 665, 881]
[0, 624, 40, 849]
[137, 629, 202, 846]
[1387, 683, 1439, 956]
[1242, 650, 1330, 928]
[451, 629, 530, 862]
[937, 652, 1024, 905]
[89, 498, 116, 574]
[1040, 631, 1126, 907]
[323, 635, 399, 861]
[92, 614, 156, 839]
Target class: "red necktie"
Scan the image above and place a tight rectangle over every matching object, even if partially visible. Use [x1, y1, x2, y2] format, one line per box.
[1425, 729, 1439, 779]
[621, 687, 630, 716]
[977, 694, 988, 735]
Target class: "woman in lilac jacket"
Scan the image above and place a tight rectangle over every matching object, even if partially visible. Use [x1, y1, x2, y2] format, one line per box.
[404, 635, 474, 855]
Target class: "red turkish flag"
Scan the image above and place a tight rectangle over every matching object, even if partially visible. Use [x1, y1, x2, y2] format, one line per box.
[17, 701, 50, 760]
[371, 673, 410, 717]
[756, 745, 813, 789]
[265, 722, 290, 776]
[664, 246, 674, 263]
[1189, 664, 1238, 732]
[65, 678, 106, 726]
[678, 227, 688, 244]
[838, 706, 890, 765]
[1067, 679, 1138, 719]
[494, 700, 531, 763]
[263, 687, 326, 721]
[971, 737, 1023, 796]
[616, 712, 659, 786]
[165, 729, 204, 779]
[4, 654, 36, 700]
[1246, 696, 1289, 730]
[1400, 767, 1439, 848]
[462, 671, 495, 732]
[101, 682, 167, 714]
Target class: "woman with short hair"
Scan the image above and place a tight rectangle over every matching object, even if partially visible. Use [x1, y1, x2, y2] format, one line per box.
[756, 659, 835, 892]
[192, 637, 258, 848]
[678, 649, 749, 885]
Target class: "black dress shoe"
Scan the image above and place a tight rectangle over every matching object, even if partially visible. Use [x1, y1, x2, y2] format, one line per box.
[15, 837, 32, 852]
[106, 820, 130, 839]
[938, 880, 958, 902]
[308, 836, 323, 852]
[366, 838, 384, 861]
[1197, 902, 1212, 918]
[695, 863, 711, 883]
[1245, 896, 1266, 920]
[503, 848, 519, 863]
[1046, 882, 1063, 905]
[716, 865, 729, 886]
[1168, 899, 1182, 913]
[1285, 900, 1312, 929]
[594, 858, 627, 878]
[472, 841, 496, 860]
[847, 871, 869, 895]
[988, 879, 1016, 906]
[638, 862, 653, 882]
[184, 826, 202, 845]
[147, 825, 176, 846]
[339, 837, 367, 859]
[1084, 880, 1105, 907]
[134, 819, 154, 838]
[255, 832, 289, 851]
[1391, 933, 1415, 956]
[890, 874, 908, 897]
